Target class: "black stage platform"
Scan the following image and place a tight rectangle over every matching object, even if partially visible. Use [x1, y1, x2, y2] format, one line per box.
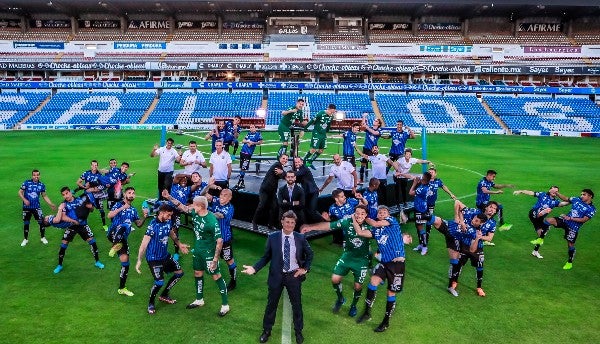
[172, 158, 415, 240]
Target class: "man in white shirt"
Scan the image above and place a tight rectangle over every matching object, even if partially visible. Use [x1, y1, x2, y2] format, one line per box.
[209, 140, 232, 196]
[355, 145, 401, 206]
[150, 137, 182, 199]
[319, 154, 358, 198]
[180, 140, 207, 175]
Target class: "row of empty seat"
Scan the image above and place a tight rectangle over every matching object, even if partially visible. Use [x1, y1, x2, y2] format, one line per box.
[4, 89, 600, 133]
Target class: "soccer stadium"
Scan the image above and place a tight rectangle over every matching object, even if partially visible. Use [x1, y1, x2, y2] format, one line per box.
[2, 0, 599, 343]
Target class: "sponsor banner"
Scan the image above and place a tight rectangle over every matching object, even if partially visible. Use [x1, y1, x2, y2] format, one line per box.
[128, 20, 170, 30]
[420, 45, 472, 53]
[146, 62, 197, 70]
[13, 42, 64, 49]
[0, 19, 22, 29]
[524, 46, 581, 54]
[223, 21, 264, 30]
[268, 25, 316, 35]
[78, 20, 120, 29]
[316, 44, 367, 50]
[72, 125, 120, 130]
[1, 80, 598, 95]
[519, 23, 563, 32]
[114, 42, 166, 49]
[30, 19, 71, 28]
[369, 23, 412, 31]
[177, 21, 217, 30]
[419, 23, 461, 31]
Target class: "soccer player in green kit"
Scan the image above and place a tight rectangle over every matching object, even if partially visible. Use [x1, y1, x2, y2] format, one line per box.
[162, 190, 230, 316]
[301, 205, 371, 317]
[278, 98, 306, 158]
[303, 103, 336, 169]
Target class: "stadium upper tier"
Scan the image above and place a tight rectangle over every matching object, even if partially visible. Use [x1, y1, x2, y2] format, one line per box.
[484, 95, 600, 132]
[7, 90, 600, 133]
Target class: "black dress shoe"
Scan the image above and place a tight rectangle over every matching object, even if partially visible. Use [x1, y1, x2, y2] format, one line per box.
[259, 330, 271, 343]
[295, 331, 304, 344]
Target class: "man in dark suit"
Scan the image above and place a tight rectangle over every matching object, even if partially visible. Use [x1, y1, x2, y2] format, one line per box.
[277, 170, 305, 230]
[293, 157, 324, 224]
[252, 154, 288, 231]
[242, 211, 314, 344]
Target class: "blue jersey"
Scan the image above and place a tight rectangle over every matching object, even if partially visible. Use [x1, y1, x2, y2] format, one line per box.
[190, 182, 208, 199]
[370, 216, 404, 262]
[170, 184, 191, 206]
[223, 120, 241, 143]
[363, 128, 380, 150]
[447, 219, 478, 248]
[79, 170, 102, 186]
[463, 207, 495, 250]
[62, 193, 95, 225]
[209, 197, 235, 242]
[20, 179, 46, 209]
[105, 169, 127, 187]
[329, 198, 359, 220]
[144, 218, 173, 262]
[476, 177, 495, 206]
[211, 128, 226, 152]
[389, 131, 411, 155]
[427, 179, 445, 206]
[240, 131, 263, 156]
[108, 201, 140, 239]
[342, 130, 357, 156]
[531, 192, 562, 217]
[413, 183, 430, 212]
[362, 189, 379, 219]
[564, 197, 596, 232]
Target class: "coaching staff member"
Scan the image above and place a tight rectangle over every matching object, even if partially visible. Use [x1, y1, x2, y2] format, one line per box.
[242, 211, 313, 344]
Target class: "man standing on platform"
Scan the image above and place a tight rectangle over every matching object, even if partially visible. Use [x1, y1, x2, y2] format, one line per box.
[209, 140, 232, 195]
[151, 138, 182, 200]
[303, 104, 336, 169]
[180, 140, 207, 176]
[252, 154, 288, 231]
[319, 154, 358, 198]
[278, 99, 306, 158]
[233, 123, 263, 191]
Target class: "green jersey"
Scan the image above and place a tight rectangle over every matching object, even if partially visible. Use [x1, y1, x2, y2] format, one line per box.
[330, 218, 370, 259]
[191, 210, 221, 252]
[279, 106, 304, 129]
[307, 110, 333, 138]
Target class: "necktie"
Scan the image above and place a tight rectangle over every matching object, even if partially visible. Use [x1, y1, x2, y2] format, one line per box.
[283, 236, 290, 272]
[289, 187, 293, 202]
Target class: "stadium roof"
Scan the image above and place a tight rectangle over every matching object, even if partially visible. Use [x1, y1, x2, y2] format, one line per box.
[1, 0, 599, 19]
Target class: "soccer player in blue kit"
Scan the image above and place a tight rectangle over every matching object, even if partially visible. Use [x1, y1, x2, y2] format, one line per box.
[409, 172, 432, 255]
[341, 122, 361, 167]
[387, 120, 414, 172]
[135, 204, 190, 314]
[359, 116, 382, 183]
[223, 116, 242, 155]
[543, 189, 595, 270]
[353, 205, 412, 332]
[475, 169, 514, 233]
[106, 186, 149, 297]
[53, 187, 104, 274]
[233, 123, 263, 190]
[513, 186, 569, 259]
[19, 169, 56, 246]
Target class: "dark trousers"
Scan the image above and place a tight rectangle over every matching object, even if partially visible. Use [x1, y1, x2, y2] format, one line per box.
[304, 192, 324, 223]
[209, 180, 230, 197]
[263, 273, 304, 332]
[253, 188, 278, 227]
[393, 176, 410, 205]
[377, 178, 388, 206]
[158, 171, 174, 199]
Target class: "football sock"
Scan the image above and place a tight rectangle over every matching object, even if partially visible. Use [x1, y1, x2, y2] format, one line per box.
[163, 272, 183, 296]
[448, 259, 461, 287]
[100, 209, 106, 226]
[568, 247, 576, 263]
[278, 145, 287, 157]
[228, 263, 237, 282]
[195, 276, 204, 300]
[303, 151, 312, 163]
[88, 239, 99, 262]
[307, 152, 320, 164]
[58, 243, 68, 265]
[351, 289, 362, 307]
[150, 281, 163, 304]
[119, 261, 130, 289]
[216, 277, 228, 305]
[418, 229, 427, 247]
[333, 282, 344, 301]
[383, 296, 396, 323]
[364, 283, 378, 310]
[23, 222, 30, 240]
[476, 268, 484, 288]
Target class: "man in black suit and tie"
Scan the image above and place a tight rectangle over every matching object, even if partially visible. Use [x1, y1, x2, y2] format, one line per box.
[277, 170, 305, 230]
[252, 154, 288, 231]
[242, 211, 314, 344]
[293, 157, 324, 224]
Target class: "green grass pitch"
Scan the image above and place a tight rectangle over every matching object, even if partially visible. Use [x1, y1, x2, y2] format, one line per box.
[1, 129, 599, 344]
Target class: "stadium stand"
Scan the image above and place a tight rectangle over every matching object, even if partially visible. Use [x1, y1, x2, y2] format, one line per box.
[24, 90, 156, 125]
[145, 90, 263, 125]
[0, 90, 50, 129]
[483, 95, 600, 132]
[376, 93, 501, 129]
